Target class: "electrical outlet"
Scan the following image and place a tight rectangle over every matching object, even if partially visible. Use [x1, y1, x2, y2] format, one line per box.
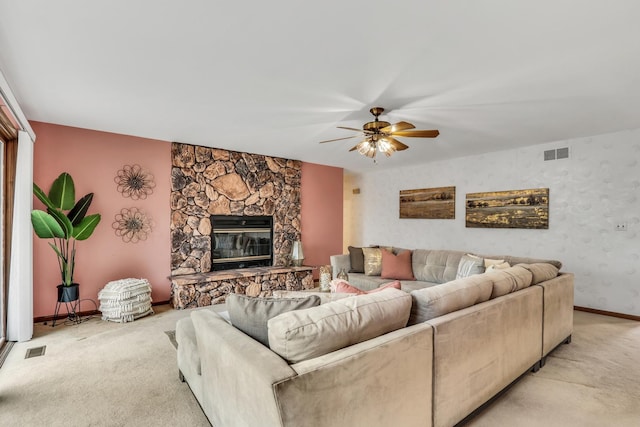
[615, 223, 627, 231]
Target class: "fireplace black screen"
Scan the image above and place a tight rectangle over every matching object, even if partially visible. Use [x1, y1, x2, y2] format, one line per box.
[210, 215, 273, 271]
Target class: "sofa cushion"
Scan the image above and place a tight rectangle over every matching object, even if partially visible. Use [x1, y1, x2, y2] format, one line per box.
[381, 249, 415, 280]
[362, 247, 390, 276]
[485, 254, 562, 270]
[517, 263, 559, 284]
[486, 266, 533, 299]
[456, 254, 485, 279]
[408, 275, 493, 324]
[412, 249, 466, 283]
[268, 288, 411, 363]
[227, 294, 321, 346]
[333, 279, 401, 295]
[348, 246, 365, 273]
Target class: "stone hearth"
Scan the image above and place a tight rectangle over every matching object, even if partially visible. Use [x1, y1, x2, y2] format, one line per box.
[170, 266, 315, 309]
[170, 142, 301, 276]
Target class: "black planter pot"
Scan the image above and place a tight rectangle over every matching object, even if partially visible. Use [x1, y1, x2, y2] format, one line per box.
[57, 283, 79, 303]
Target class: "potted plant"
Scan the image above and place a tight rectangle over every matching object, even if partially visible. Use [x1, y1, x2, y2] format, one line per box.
[30, 172, 101, 302]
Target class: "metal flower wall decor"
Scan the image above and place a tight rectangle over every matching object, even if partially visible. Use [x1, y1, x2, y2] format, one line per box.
[112, 207, 153, 243]
[115, 164, 155, 200]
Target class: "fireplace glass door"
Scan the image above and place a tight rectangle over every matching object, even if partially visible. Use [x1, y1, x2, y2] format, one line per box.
[211, 215, 273, 270]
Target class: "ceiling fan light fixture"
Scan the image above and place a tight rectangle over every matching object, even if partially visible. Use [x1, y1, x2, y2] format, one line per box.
[378, 138, 395, 156]
[318, 106, 439, 162]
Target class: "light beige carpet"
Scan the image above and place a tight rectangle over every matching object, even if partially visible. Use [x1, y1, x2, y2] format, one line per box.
[0, 308, 638, 426]
[468, 311, 640, 427]
[0, 305, 213, 427]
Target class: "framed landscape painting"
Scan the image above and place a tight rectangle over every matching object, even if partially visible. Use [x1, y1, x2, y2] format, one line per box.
[400, 186, 455, 219]
[465, 188, 549, 229]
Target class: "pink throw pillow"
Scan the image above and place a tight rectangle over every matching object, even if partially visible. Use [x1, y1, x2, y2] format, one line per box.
[381, 250, 416, 281]
[334, 280, 401, 295]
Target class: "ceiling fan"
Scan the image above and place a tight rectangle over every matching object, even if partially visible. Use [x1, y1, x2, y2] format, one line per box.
[319, 107, 439, 159]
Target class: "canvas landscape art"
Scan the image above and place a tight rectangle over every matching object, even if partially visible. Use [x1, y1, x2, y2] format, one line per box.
[399, 186, 455, 219]
[465, 188, 549, 229]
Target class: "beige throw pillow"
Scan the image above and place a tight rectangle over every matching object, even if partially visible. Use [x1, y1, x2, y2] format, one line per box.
[484, 258, 505, 268]
[486, 261, 511, 272]
[362, 247, 392, 276]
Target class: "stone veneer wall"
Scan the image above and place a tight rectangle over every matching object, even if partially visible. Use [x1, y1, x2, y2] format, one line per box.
[170, 142, 301, 275]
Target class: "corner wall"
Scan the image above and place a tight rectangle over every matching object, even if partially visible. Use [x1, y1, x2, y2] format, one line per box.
[300, 162, 343, 278]
[350, 129, 640, 316]
[31, 122, 171, 318]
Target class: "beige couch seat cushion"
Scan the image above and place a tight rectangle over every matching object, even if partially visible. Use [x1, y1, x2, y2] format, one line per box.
[268, 288, 411, 364]
[408, 274, 493, 324]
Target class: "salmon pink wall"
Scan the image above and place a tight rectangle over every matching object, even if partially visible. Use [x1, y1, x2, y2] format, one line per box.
[300, 162, 343, 279]
[31, 122, 171, 318]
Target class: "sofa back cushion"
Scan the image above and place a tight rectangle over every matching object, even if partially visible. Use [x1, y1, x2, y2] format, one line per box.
[412, 250, 466, 284]
[268, 288, 411, 363]
[486, 265, 533, 299]
[408, 275, 493, 324]
[482, 254, 562, 270]
[516, 263, 559, 284]
[227, 294, 321, 346]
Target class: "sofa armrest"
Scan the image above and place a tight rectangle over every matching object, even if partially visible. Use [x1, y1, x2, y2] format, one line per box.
[276, 322, 434, 427]
[191, 310, 296, 427]
[330, 254, 350, 279]
[536, 272, 574, 356]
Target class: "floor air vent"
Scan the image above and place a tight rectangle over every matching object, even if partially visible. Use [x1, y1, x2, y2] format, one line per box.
[25, 345, 46, 359]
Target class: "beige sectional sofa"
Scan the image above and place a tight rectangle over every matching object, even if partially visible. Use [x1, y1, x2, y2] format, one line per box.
[176, 248, 574, 427]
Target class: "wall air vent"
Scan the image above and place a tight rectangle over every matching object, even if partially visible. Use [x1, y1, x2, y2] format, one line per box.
[544, 147, 569, 161]
[556, 147, 569, 159]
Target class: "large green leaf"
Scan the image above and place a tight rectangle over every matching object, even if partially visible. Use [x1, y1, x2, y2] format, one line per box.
[47, 208, 73, 239]
[73, 214, 101, 240]
[33, 183, 55, 210]
[31, 210, 65, 238]
[67, 193, 94, 226]
[48, 172, 75, 210]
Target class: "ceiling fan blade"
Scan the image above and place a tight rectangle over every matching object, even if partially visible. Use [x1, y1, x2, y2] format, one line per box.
[391, 129, 440, 138]
[318, 135, 358, 144]
[349, 140, 369, 152]
[386, 137, 409, 151]
[379, 121, 415, 134]
[337, 126, 374, 134]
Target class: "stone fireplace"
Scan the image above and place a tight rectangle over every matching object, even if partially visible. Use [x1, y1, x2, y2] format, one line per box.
[170, 142, 302, 275]
[169, 143, 313, 308]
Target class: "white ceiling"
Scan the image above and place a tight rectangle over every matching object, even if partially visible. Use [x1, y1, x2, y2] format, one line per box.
[1, 1, 639, 172]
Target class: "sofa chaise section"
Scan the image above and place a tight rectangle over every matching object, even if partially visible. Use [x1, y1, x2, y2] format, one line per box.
[182, 291, 435, 427]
